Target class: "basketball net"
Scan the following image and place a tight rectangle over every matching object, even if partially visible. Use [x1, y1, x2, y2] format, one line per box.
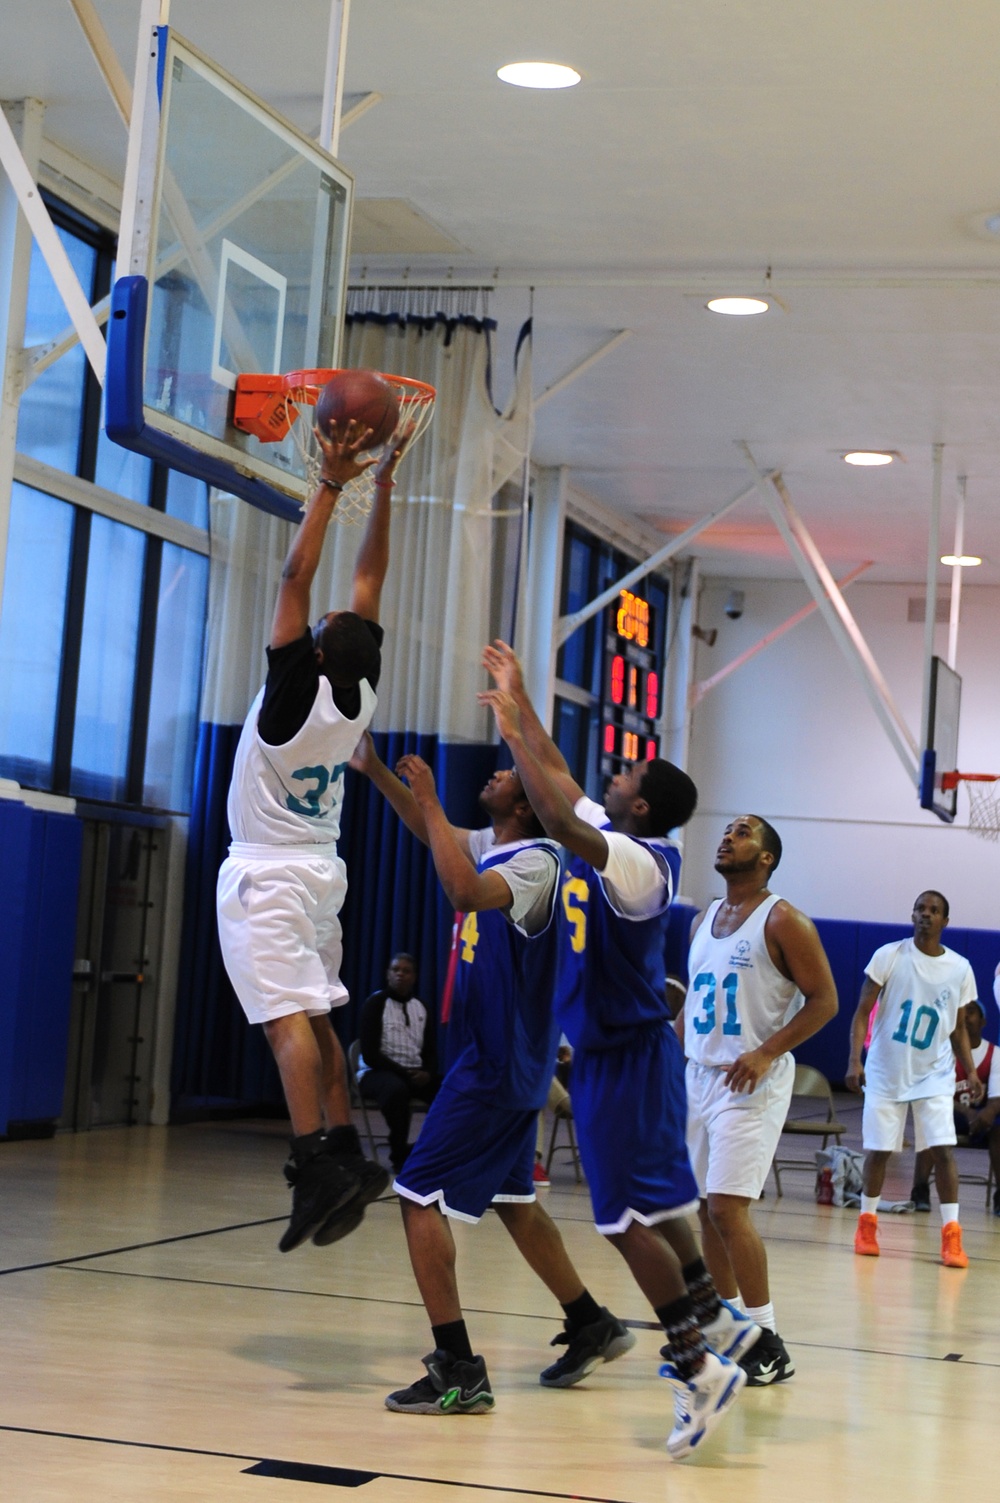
[233, 370, 436, 525]
[945, 773, 1000, 841]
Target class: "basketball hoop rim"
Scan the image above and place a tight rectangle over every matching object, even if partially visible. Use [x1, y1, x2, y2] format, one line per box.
[940, 771, 1000, 791]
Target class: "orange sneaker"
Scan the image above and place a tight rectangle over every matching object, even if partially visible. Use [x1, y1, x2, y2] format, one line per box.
[941, 1221, 968, 1268]
[854, 1212, 880, 1256]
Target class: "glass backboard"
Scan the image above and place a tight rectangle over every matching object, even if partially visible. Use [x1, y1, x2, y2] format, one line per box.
[919, 656, 962, 822]
[106, 30, 353, 517]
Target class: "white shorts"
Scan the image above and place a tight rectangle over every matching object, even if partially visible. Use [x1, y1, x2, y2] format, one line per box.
[686, 1052, 795, 1200]
[861, 1091, 956, 1153]
[217, 851, 349, 1026]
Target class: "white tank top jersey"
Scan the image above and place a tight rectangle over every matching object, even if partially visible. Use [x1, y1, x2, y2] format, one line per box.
[864, 938, 977, 1102]
[685, 893, 802, 1068]
[227, 676, 377, 849]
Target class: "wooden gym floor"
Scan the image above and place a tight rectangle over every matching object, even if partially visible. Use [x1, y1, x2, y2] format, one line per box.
[1, 1102, 997, 1501]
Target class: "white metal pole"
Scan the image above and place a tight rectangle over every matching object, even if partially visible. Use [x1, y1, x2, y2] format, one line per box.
[555, 478, 759, 647]
[320, 0, 352, 157]
[534, 330, 634, 410]
[0, 98, 45, 629]
[524, 466, 568, 730]
[117, 0, 166, 282]
[947, 474, 965, 671]
[662, 556, 699, 774]
[920, 442, 943, 749]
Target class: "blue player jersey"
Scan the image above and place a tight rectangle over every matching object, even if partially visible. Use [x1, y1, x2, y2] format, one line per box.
[445, 838, 561, 1111]
[555, 812, 681, 1052]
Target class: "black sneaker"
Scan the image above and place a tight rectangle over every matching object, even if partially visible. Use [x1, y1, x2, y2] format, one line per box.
[910, 1182, 931, 1213]
[278, 1144, 359, 1253]
[738, 1329, 794, 1386]
[993, 1190, 1000, 1219]
[385, 1351, 495, 1414]
[539, 1307, 636, 1388]
[311, 1126, 389, 1246]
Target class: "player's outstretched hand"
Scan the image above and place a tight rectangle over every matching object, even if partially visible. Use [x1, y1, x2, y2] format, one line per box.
[396, 753, 438, 806]
[314, 418, 377, 489]
[482, 639, 525, 695]
[723, 1048, 771, 1094]
[349, 730, 376, 775]
[845, 1060, 865, 1094]
[478, 689, 522, 743]
[373, 419, 417, 487]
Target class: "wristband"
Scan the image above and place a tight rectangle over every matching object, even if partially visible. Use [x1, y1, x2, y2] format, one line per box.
[320, 478, 344, 493]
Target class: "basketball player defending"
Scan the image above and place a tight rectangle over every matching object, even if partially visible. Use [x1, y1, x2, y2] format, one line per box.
[351, 727, 634, 1414]
[217, 421, 408, 1254]
[682, 816, 838, 1386]
[846, 890, 982, 1267]
[480, 643, 755, 1461]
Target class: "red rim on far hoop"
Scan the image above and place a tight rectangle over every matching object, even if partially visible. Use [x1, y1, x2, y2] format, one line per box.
[940, 772, 1000, 841]
[233, 370, 437, 524]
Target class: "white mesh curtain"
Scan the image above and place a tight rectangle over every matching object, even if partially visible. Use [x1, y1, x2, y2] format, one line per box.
[201, 301, 532, 742]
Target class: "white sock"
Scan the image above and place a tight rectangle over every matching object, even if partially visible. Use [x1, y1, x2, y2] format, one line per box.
[940, 1202, 959, 1226]
[860, 1195, 880, 1217]
[745, 1301, 774, 1333]
[730, 1294, 747, 1314]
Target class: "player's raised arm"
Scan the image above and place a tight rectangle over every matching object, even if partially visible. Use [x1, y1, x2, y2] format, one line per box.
[348, 732, 474, 859]
[479, 689, 609, 870]
[396, 754, 514, 912]
[723, 904, 838, 1093]
[846, 976, 881, 1093]
[270, 422, 375, 649]
[482, 639, 584, 804]
[349, 424, 414, 623]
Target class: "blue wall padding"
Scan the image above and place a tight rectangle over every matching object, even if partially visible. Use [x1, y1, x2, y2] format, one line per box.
[0, 802, 82, 1134]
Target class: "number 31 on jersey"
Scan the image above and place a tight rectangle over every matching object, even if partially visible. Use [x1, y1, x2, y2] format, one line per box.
[691, 971, 742, 1036]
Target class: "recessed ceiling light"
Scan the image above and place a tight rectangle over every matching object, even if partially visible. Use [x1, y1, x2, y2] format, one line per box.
[706, 297, 769, 316]
[843, 451, 894, 466]
[941, 554, 982, 567]
[497, 61, 581, 89]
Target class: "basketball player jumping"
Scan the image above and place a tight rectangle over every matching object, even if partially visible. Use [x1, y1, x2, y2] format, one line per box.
[682, 816, 838, 1386]
[351, 728, 634, 1414]
[480, 642, 754, 1461]
[217, 421, 408, 1254]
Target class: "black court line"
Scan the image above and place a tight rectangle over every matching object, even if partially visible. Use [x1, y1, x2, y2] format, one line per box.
[0, 1424, 632, 1501]
[0, 1216, 286, 1278]
[63, 1267, 1000, 1367]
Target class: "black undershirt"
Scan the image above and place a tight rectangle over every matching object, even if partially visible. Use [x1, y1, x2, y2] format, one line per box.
[258, 623, 383, 746]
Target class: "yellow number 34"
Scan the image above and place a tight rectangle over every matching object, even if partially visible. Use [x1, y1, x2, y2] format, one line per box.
[562, 876, 588, 953]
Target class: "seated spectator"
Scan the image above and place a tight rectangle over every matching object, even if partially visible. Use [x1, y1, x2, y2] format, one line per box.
[911, 998, 1000, 1216]
[357, 954, 439, 1171]
[533, 1047, 574, 1187]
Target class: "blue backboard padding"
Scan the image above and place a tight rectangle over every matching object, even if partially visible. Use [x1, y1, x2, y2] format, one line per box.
[105, 276, 303, 524]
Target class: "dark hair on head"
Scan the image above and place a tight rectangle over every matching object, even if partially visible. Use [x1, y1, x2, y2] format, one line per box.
[750, 815, 783, 872]
[391, 952, 417, 969]
[638, 760, 698, 836]
[313, 610, 379, 687]
[966, 998, 984, 1020]
[918, 888, 950, 920]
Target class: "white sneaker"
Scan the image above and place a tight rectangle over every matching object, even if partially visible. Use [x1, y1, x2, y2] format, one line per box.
[700, 1298, 761, 1362]
[661, 1349, 746, 1459]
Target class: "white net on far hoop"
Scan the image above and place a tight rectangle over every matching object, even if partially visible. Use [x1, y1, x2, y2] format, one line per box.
[960, 775, 1000, 841]
[283, 372, 436, 525]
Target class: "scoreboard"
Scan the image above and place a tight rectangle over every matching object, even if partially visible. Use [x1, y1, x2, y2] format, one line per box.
[600, 588, 662, 776]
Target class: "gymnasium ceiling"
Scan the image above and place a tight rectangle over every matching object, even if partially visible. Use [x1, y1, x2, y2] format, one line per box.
[9, 1, 1000, 583]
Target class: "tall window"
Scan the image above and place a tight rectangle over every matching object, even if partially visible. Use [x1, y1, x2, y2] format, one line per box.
[554, 520, 669, 799]
[0, 194, 209, 812]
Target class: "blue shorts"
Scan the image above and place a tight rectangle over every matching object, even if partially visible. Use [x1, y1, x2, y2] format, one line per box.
[393, 1079, 537, 1223]
[572, 1022, 699, 1234]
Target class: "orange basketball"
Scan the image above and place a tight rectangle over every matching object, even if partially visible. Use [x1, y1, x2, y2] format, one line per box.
[314, 369, 400, 449]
